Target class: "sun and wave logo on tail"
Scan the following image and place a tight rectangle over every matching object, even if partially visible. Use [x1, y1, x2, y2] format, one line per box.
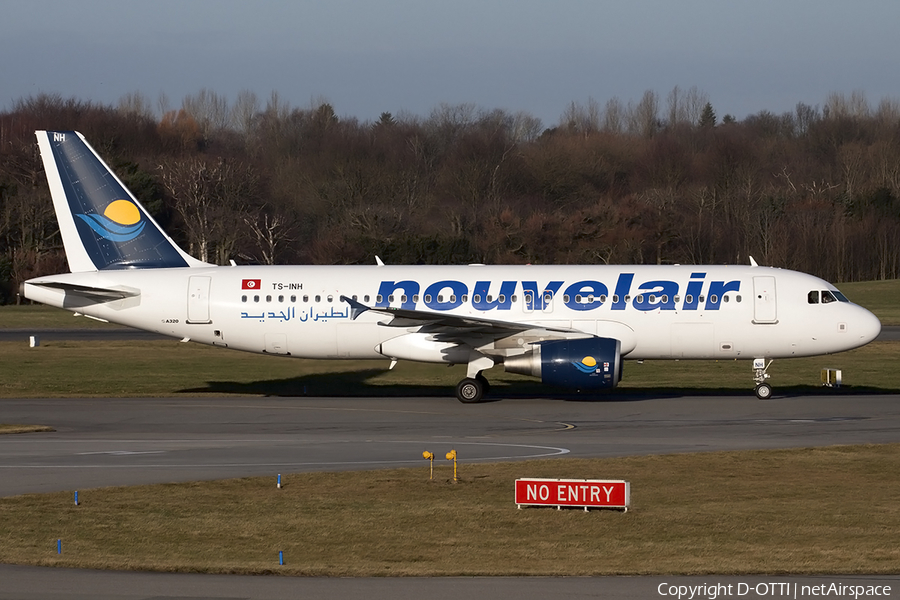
[75, 199, 146, 242]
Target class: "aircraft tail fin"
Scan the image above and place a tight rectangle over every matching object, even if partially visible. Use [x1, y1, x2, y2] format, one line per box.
[35, 130, 209, 272]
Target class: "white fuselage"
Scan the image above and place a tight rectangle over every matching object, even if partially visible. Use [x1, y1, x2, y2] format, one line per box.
[24, 264, 882, 363]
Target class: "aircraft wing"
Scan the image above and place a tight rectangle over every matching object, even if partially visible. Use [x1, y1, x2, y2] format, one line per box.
[341, 295, 579, 340]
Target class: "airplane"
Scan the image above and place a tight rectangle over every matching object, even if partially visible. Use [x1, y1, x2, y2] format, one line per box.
[22, 130, 882, 403]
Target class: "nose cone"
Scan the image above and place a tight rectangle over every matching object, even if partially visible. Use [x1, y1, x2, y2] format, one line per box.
[854, 304, 882, 346]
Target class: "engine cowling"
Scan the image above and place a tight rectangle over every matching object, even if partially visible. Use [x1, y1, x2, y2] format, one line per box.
[503, 337, 622, 390]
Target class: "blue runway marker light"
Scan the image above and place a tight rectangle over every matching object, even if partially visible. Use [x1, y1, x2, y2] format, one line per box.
[279, 551, 284, 565]
[57, 539, 61, 554]
[277, 474, 281, 489]
[74, 491, 79, 506]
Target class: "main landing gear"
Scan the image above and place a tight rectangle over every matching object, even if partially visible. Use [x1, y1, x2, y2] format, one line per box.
[456, 354, 495, 403]
[753, 358, 773, 399]
[456, 373, 491, 403]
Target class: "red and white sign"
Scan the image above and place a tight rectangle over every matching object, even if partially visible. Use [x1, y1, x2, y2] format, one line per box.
[242, 279, 261, 290]
[515, 478, 630, 511]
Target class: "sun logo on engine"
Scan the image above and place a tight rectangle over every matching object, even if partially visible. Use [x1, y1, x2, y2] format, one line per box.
[572, 356, 599, 374]
[76, 199, 146, 242]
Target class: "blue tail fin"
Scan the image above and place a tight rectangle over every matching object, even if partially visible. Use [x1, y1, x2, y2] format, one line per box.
[35, 130, 208, 272]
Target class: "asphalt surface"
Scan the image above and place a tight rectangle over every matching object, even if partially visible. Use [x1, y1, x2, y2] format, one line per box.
[4, 394, 900, 497]
[2, 393, 900, 598]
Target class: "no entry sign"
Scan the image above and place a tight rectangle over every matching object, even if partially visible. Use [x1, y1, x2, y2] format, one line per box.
[515, 478, 630, 511]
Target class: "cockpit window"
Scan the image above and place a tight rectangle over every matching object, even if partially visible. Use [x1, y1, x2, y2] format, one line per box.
[810, 289, 850, 304]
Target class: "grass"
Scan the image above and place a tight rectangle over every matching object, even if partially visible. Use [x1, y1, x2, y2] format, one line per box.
[838, 280, 900, 326]
[0, 305, 125, 330]
[0, 444, 898, 576]
[0, 424, 54, 434]
[1, 339, 899, 398]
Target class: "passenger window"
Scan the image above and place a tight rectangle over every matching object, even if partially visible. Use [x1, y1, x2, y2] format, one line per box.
[376, 295, 383, 303]
[564, 295, 571, 303]
[473, 294, 481, 303]
[425, 295, 432, 303]
[685, 295, 693, 304]
[315, 295, 321, 302]
[254, 295, 260, 302]
[241, 295, 247, 302]
[710, 294, 718, 304]
[808, 291, 819, 304]
[401, 295, 407, 303]
[278, 295, 284, 302]
[266, 295, 272, 302]
[290, 295, 296, 302]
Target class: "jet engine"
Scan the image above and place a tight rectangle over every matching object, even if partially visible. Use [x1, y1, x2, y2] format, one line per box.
[504, 337, 622, 390]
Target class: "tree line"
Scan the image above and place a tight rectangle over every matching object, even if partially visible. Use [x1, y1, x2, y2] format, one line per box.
[1, 88, 899, 304]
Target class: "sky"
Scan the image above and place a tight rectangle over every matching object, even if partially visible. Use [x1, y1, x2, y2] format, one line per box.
[3, 0, 900, 127]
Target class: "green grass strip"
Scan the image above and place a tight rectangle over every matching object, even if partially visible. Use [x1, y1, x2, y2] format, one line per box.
[1, 445, 898, 576]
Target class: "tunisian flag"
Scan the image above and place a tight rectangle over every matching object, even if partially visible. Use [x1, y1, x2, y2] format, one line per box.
[242, 279, 261, 290]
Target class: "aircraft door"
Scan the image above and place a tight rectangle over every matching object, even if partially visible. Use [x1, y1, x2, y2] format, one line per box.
[752, 276, 777, 324]
[187, 276, 212, 324]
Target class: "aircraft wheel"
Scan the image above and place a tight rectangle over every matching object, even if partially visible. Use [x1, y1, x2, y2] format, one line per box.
[755, 383, 773, 399]
[456, 378, 484, 403]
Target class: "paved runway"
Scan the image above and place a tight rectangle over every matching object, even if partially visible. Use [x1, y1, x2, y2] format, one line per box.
[3, 393, 900, 599]
[4, 394, 900, 496]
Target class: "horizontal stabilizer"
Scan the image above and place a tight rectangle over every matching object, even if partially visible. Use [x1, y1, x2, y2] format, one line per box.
[26, 280, 140, 302]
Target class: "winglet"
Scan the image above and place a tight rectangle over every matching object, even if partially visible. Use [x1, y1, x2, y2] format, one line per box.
[340, 295, 370, 320]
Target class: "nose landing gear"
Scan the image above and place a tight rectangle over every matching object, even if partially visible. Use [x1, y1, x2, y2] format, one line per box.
[753, 358, 773, 399]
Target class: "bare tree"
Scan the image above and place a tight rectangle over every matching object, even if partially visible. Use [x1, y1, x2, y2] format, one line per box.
[231, 89, 260, 136]
[629, 90, 660, 137]
[181, 89, 230, 140]
[117, 91, 155, 119]
[158, 157, 257, 263]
